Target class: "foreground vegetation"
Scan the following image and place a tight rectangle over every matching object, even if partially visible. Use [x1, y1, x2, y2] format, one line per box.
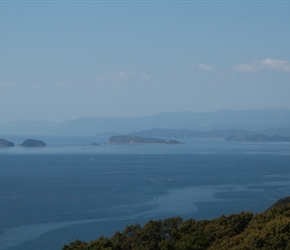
[63, 197, 290, 250]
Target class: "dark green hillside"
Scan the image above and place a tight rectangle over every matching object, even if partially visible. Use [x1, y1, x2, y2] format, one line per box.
[63, 197, 290, 250]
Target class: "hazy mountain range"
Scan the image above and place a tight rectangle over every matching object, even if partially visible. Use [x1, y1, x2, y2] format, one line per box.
[1, 108, 290, 136]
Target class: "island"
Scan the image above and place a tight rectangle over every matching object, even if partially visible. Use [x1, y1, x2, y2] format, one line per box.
[225, 134, 290, 142]
[108, 135, 181, 144]
[0, 139, 15, 147]
[20, 139, 46, 147]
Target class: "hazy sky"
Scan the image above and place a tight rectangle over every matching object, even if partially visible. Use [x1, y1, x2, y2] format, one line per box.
[0, 1, 290, 123]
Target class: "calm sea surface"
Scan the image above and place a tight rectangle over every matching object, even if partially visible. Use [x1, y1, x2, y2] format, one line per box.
[1, 136, 290, 249]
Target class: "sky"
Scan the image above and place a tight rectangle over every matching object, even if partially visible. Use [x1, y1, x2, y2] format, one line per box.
[0, 0, 290, 123]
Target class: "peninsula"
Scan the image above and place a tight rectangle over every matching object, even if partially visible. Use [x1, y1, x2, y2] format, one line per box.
[108, 135, 181, 144]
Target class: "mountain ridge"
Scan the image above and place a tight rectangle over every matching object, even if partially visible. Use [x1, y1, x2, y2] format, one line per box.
[1, 108, 290, 136]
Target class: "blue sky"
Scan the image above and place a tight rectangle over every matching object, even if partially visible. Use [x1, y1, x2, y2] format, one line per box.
[0, 1, 290, 123]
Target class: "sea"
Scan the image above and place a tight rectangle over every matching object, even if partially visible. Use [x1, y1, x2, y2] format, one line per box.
[1, 135, 290, 250]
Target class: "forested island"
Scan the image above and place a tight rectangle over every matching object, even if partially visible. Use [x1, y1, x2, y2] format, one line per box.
[108, 135, 181, 144]
[63, 197, 290, 250]
[0, 138, 46, 147]
[20, 139, 46, 147]
[0, 138, 14, 147]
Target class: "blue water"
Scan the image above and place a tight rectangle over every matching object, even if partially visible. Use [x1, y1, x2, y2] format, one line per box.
[1, 137, 290, 249]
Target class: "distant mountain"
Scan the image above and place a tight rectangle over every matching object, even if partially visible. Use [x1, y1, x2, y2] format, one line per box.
[0, 108, 290, 135]
[129, 128, 290, 139]
[225, 134, 290, 142]
[129, 128, 254, 139]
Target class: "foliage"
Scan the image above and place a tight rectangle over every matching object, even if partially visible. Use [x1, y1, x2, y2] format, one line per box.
[63, 199, 290, 250]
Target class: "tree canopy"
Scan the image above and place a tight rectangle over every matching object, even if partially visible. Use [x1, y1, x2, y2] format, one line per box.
[63, 198, 290, 250]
